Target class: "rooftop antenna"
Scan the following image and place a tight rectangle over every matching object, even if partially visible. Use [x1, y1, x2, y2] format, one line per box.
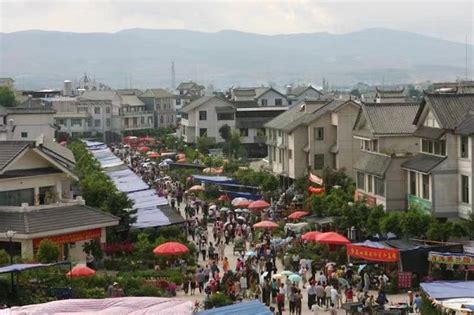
[465, 34, 469, 80]
[171, 61, 176, 90]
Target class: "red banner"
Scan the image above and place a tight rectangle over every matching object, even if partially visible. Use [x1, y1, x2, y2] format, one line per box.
[354, 191, 377, 207]
[346, 244, 399, 262]
[33, 228, 102, 248]
[308, 186, 325, 195]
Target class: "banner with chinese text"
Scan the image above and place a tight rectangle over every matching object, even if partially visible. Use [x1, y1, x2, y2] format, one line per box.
[428, 251, 474, 266]
[347, 244, 399, 262]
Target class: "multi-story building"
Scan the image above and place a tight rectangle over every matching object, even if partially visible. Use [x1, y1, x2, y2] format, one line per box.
[0, 138, 118, 260]
[285, 85, 323, 106]
[374, 87, 406, 103]
[352, 102, 420, 210]
[0, 106, 57, 141]
[265, 99, 360, 182]
[402, 93, 474, 219]
[175, 81, 205, 111]
[0, 77, 15, 90]
[230, 87, 289, 107]
[139, 89, 176, 128]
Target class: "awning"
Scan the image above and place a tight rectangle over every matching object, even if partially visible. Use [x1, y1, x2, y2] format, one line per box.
[353, 152, 391, 177]
[197, 300, 272, 315]
[192, 175, 236, 185]
[402, 153, 446, 174]
[421, 281, 474, 300]
[428, 251, 474, 265]
[413, 126, 445, 140]
[107, 169, 149, 193]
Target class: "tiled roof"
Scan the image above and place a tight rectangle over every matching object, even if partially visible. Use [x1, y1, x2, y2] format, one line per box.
[353, 152, 391, 177]
[413, 126, 445, 140]
[181, 96, 234, 113]
[79, 90, 118, 101]
[0, 204, 119, 235]
[119, 94, 144, 106]
[417, 93, 474, 130]
[362, 102, 420, 135]
[141, 89, 173, 98]
[177, 81, 203, 91]
[232, 101, 259, 108]
[264, 104, 308, 130]
[0, 141, 34, 171]
[401, 153, 446, 174]
[233, 88, 257, 97]
[287, 85, 322, 97]
[456, 114, 474, 135]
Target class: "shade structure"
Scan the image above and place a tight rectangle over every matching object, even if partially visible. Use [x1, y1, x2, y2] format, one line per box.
[147, 152, 160, 158]
[288, 211, 309, 220]
[153, 241, 189, 256]
[288, 274, 302, 283]
[218, 195, 231, 201]
[235, 200, 251, 208]
[253, 220, 279, 229]
[315, 232, 350, 245]
[231, 197, 248, 206]
[137, 146, 150, 153]
[188, 185, 204, 192]
[66, 265, 96, 278]
[248, 200, 270, 211]
[301, 231, 322, 241]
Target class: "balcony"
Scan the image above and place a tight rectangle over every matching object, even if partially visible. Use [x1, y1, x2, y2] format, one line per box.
[254, 135, 267, 144]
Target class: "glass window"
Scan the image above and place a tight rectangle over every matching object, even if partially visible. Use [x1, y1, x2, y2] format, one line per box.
[288, 149, 292, 159]
[199, 111, 207, 120]
[314, 127, 324, 140]
[71, 118, 81, 126]
[410, 171, 417, 195]
[0, 188, 34, 206]
[460, 136, 469, 158]
[314, 154, 324, 170]
[422, 139, 446, 156]
[357, 172, 365, 190]
[141, 117, 145, 124]
[106, 107, 111, 114]
[106, 118, 111, 127]
[21, 132, 28, 138]
[461, 175, 470, 204]
[279, 149, 283, 163]
[217, 113, 234, 120]
[261, 99, 268, 106]
[199, 128, 207, 137]
[374, 177, 385, 197]
[94, 107, 100, 114]
[239, 128, 249, 137]
[422, 174, 430, 200]
[94, 119, 100, 127]
[181, 112, 188, 119]
[367, 174, 373, 193]
[275, 98, 282, 106]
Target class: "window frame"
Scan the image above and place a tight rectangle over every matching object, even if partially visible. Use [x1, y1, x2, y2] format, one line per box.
[313, 154, 325, 170]
[460, 135, 469, 159]
[314, 127, 324, 141]
[357, 172, 365, 190]
[461, 175, 470, 204]
[199, 110, 207, 121]
[199, 128, 207, 137]
[374, 176, 385, 197]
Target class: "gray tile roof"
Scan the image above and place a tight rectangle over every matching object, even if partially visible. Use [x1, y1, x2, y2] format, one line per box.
[362, 102, 420, 135]
[141, 88, 173, 98]
[0, 167, 61, 179]
[0, 141, 34, 171]
[401, 153, 446, 174]
[177, 81, 204, 91]
[417, 93, 474, 130]
[287, 85, 322, 97]
[456, 114, 474, 135]
[353, 152, 391, 177]
[0, 204, 119, 235]
[232, 101, 260, 108]
[264, 104, 308, 130]
[119, 94, 145, 106]
[236, 117, 273, 129]
[413, 126, 445, 139]
[79, 90, 118, 101]
[181, 96, 234, 113]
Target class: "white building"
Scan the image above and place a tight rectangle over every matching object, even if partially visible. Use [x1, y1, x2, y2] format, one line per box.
[0, 106, 57, 141]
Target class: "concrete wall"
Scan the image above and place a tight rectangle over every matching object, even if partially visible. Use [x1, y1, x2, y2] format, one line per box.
[385, 157, 410, 210]
[8, 113, 55, 140]
[288, 126, 308, 179]
[378, 136, 419, 155]
[257, 90, 289, 107]
[334, 103, 360, 179]
[431, 170, 459, 217]
[307, 114, 336, 172]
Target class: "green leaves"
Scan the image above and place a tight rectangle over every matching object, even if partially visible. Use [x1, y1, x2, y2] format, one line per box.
[0, 86, 16, 107]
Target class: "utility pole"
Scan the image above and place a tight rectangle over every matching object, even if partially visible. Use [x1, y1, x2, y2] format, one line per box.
[171, 61, 176, 90]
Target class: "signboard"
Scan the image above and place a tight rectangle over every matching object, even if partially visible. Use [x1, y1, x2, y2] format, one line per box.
[33, 228, 102, 248]
[428, 251, 474, 266]
[354, 191, 377, 208]
[398, 272, 412, 289]
[347, 244, 399, 262]
[407, 194, 432, 214]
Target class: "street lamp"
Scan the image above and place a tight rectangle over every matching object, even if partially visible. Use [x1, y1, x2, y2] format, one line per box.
[5, 230, 16, 294]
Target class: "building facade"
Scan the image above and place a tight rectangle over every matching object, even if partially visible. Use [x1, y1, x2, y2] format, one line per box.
[139, 89, 176, 128]
[0, 107, 57, 141]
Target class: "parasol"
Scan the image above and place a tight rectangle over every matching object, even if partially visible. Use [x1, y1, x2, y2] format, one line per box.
[248, 200, 271, 211]
[218, 195, 232, 201]
[288, 274, 302, 283]
[188, 185, 204, 192]
[253, 220, 279, 229]
[315, 232, 350, 245]
[153, 241, 189, 256]
[231, 197, 248, 206]
[287, 211, 310, 220]
[137, 146, 150, 153]
[66, 265, 96, 278]
[301, 231, 322, 242]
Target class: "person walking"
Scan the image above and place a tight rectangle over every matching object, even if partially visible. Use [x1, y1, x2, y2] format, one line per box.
[307, 282, 316, 310]
[316, 282, 325, 307]
[295, 289, 303, 315]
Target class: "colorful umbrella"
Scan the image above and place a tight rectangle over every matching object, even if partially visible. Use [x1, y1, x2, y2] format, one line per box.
[147, 152, 160, 158]
[287, 211, 310, 220]
[188, 185, 204, 192]
[218, 195, 231, 201]
[231, 197, 248, 206]
[66, 265, 96, 278]
[137, 146, 150, 153]
[235, 200, 251, 208]
[315, 232, 350, 245]
[301, 231, 322, 241]
[153, 241, 189, 256]
[253, 220, 279, 229]
[281, 270, 294, 276]
[245, 251, 257, 257]
[248, 200, 271, 211]
[288, 274, 302, 283]
[272, 273, 284, 280]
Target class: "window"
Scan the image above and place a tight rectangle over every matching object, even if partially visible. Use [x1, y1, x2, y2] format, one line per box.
[279, 149, 283, 163]
[313, 154, 324, 170]
[239, 128, 249, 137]
[314, 127, 324, 140]
[460, 136, 469, 158]
[141, 117, 145, 124]
[410, 171, 417, 195]
[86, 118, 91, 127]
[367, 175, 373, 193]
[181, 112, 188, 119]
[160, 115, 164, 124]
[288, 149, 292, 159]
[106, 118, 111, 127]
[71, 118, 81, 126]
[176, 99, 181, 105]
[461, 175, 470, 204]
[422, 174, 430, 200]
[261, 99, 268, 106]
[0, 188, 34, 206]
[199, 128, 207, 137]
[94, 119, 101, 127]
[94, 107, 100, 114]
[275, 98, 283, 106]
[421, 139, 446, 156]
[106, 107, 111, 114]
[217, 113, 234, 120]
[357, 172, 365, 190]
[199, 111, 207, 120]
[21, 132, 28, 138]
[56, 119, 66, 125]
[361, 139, 378, 152]
[124, 118, 129, 127]
[374, 177, 385, 196]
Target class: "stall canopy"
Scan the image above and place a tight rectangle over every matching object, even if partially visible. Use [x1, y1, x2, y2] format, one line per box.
[107, 168, 149, 193]
[0, 262, 70, 275]
[420, 281, 474, 300]
[197, 300, 272, 315]
[428, 251, 474, 265]
[192, 175, 237, 185]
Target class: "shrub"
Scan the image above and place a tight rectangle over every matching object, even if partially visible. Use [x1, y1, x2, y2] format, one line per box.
[0, 250, 10, 266]
[204, 292, 233, 309]
[37, 240, 60, 263]
[126, 284, 163, 297]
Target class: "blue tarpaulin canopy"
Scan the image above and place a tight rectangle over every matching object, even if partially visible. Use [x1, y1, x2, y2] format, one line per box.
[0, 262, 70, 274]
[197, 300, 272, 315]
[192, 175, 237, 184]
[420, 281, 474, 300]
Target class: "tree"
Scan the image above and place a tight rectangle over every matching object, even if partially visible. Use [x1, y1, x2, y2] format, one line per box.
[380, 212, 403, 236]
[350, 88, 361, 99]
[0, 86, 16, 107]
[426, 221, 453, 242]
[229, 131, 243, 158]
[196, 136, 213, 154]
[219, 124, 232, 156]
[37, 239, 60, 263]
[0, 250, 9, 266]
[464, 211, 474, 239]
[400, 210, 431, 238]
[366, 206, 386, 236]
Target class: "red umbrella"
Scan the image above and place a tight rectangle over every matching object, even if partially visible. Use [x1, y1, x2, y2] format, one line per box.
[288, 211, 309, 220]
[137, 146, 150, 153]
[315, 232, 350, 245]
[153, 241, 189, 256]
[218, 195, 231, 201]
[148, 152, 160, 158]
[248, 200, 271, 211]
[66, 265, 96, 278]
[235, 200, 251, 208]
[301, 231, 322, 241]
[253, 220, 279, 229]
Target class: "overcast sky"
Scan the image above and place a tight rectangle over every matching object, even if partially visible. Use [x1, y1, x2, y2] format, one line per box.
[1, 0, 473, 44]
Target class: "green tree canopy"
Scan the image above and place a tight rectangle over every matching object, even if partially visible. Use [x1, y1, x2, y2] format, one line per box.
[196, 136, 214, 154]
[380, 211, 403, 236]
[0, 86, 16, 107]
[37, 239, 60, 263]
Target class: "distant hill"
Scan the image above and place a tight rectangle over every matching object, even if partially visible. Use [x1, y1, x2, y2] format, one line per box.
[0, 27, 472, 89]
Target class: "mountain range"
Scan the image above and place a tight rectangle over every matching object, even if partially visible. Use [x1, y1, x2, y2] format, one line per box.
[0, 27, 472, 90]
